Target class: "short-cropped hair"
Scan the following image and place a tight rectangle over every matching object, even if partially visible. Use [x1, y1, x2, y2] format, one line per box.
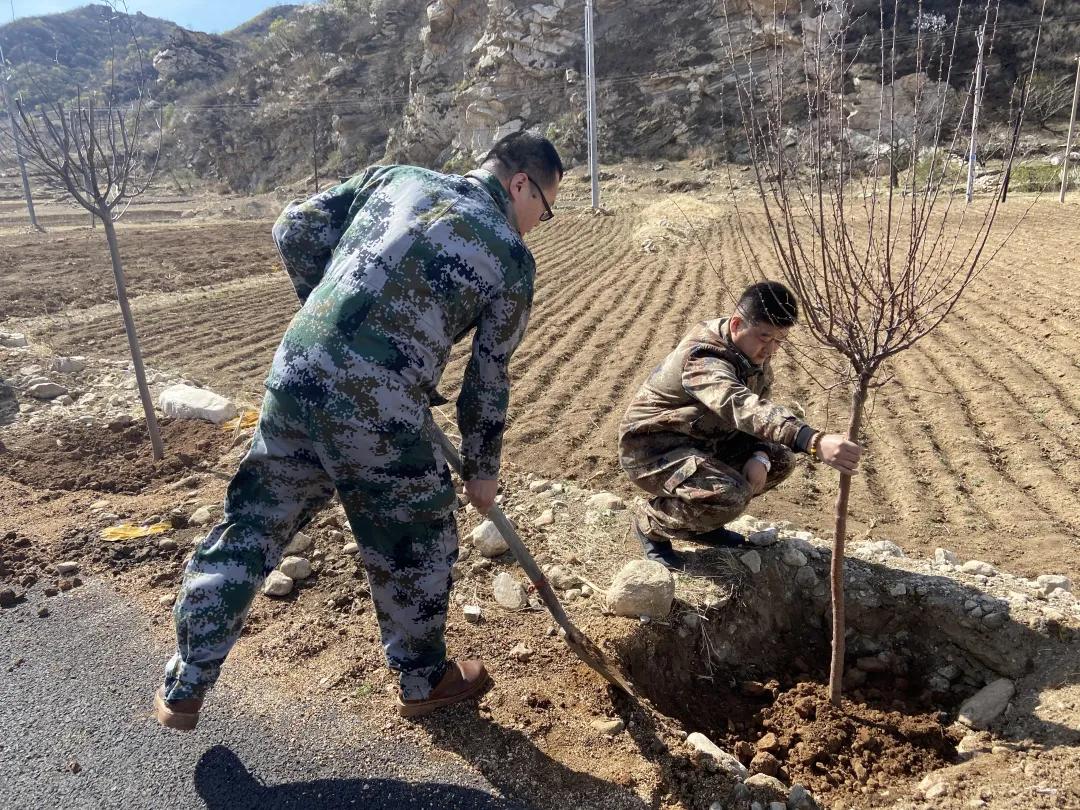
[736, 281, 799, 327]
[484, 131, 564, 188]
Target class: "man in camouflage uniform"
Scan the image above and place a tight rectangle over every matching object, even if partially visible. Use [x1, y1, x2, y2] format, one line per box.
[155, 132, 563, 728]
[619, 281, 863, 570]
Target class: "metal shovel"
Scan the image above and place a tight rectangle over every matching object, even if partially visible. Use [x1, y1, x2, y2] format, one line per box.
[431, 424, 636, 696]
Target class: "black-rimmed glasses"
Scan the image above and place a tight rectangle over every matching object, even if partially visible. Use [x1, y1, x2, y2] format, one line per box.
[527, 176, 554, 222]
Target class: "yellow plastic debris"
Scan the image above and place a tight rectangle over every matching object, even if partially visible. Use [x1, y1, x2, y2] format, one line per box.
[101, 522, 173, 541]
[223, 410, 259, 431]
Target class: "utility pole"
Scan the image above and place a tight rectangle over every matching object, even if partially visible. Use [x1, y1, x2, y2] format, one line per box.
[0, 46, 43, 232]
[966, 25, 985, 204]
[311, 109, 320, 194]
[584, 0, 599, 209]
[1059, 55, 1080, 203]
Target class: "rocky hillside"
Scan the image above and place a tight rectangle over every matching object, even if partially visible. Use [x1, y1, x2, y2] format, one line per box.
[2, 1, 1077, 192]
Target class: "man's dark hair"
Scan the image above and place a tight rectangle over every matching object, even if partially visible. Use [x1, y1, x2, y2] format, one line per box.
[483, 131, 564, 188]
[736, 281, 799, 327]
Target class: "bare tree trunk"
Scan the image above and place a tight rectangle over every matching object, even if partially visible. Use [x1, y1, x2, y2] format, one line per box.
[101, 214, 164, 459]
[828, 374, 870, 706]
[0, 60, 43, 232]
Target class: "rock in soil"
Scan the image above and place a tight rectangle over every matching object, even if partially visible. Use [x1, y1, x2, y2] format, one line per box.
[158, 383, 237, 424]
[0, 588, 19, 608]
[588, 492, 625, 511]
[463, 604, 483, 623]
[471, 520, 508, 557]
[607, 560, 674, 618]
[262, 571, 294, 597]
[958, 678, 1015, 729]
[590, 717, 625, 735]
[278, 556, 312, 580]
[492, 572, 528, 610]
[686, 731, 748, 779]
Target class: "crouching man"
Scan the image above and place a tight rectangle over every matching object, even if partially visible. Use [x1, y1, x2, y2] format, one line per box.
[618, 281, 862, 570]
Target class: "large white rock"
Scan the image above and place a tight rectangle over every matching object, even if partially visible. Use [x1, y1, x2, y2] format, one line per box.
[961, 560, 998, 577]
[278, 556, 312, 580]
[284, 531, 313, 556]
[493, 572, 529, 609]
[685, 732, 748, 779]
[471, 520, 509, 557]
[958, 678, 1015, 729]
[607, 560, 674, 618]
[263, 571, 294, 597]
[1036, 574, 1073, 596]
[158, 384, 237, 424]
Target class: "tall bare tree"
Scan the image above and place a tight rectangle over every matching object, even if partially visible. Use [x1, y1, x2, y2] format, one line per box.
[719, 0, 1034, 704]
[3, 4, 164, 458]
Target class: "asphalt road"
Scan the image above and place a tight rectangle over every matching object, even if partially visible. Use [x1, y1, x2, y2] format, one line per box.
[0, 580, 528, 810]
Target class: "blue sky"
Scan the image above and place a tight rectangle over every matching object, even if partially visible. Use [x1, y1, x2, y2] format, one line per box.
[8, 1, 305, 34]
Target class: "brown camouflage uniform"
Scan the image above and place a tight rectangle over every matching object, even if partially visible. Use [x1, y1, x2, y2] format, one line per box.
[619, 318, 812, 541]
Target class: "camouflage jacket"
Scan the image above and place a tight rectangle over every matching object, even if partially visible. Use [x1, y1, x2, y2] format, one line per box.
[267, 166, 535, 481]
[619, 318, 812, 474]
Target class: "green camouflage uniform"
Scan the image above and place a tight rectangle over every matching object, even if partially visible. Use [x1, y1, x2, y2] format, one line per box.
[165, 166, 534, 701]
[619, 318, 814, 541]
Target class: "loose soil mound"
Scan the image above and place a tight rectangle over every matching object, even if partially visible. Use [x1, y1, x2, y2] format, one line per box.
[757, 682, 960, 796]
[0, 418, 233, 493]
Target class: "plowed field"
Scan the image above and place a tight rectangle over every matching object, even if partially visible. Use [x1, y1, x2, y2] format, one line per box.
[4, 177, 1079, 581]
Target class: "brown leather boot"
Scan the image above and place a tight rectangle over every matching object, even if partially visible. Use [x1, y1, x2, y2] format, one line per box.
[153, 686, 203, 730]
[397, 659, 491, 718]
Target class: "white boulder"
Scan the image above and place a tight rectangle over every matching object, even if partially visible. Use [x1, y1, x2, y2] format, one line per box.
[0, 331, 27, 347]
[607, 560, 674, 618]
[685, 732, 748, 779]
[263, 571, 294, 597]
[28, 382, 67, 400]
[158, 384, 237, 424]
[51, 356, 87, 374]
[278, 556, 312, 580]
[493, 572, 529, 610]
[588, 492, 625, 511]
[284, 531, 313, 556]
[1036, 574, 1073, 596]
[471, 520, 509, 557]
[961, 560, 998, 577]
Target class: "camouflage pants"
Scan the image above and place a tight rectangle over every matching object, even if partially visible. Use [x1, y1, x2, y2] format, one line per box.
[164, 387, 458, 702]
[629, 440, 795, 542]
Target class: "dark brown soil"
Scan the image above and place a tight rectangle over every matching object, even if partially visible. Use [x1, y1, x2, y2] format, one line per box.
[752, 682, 960, 799]
[0, 418, 233, 493]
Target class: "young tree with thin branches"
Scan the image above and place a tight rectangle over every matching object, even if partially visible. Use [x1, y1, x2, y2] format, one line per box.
[3, 5, 165, 458]
[719, 0, 1036, 705]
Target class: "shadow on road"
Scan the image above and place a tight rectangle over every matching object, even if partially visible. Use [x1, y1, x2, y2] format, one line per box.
[194, 744, 525, 810]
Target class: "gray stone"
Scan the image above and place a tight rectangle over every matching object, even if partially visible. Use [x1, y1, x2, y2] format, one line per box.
[564, 588, 582, 601]
[55, 561, 79, 576]
[262, 571, 294, 597]
[588, 492, 625, 511]
[51, 356, 87, 374]
[591, 717, 625, 735]
[188, 505, 216, 527]
[794, 567, 818, 588]
[471, 520, 509, 557]
[1036, 574, 1073, 596]
[781, 547, 807, 567]
[958, 678, 1015, 729]
[787, 784, 817, 810]
[158, 594, 175, 607]
[744, 773, 789, 803]
[157, 539, 177, 552]
[509, 643, 533, 662]
[0, 331, 28, 347]
[342, 542, 359, 555]
[0, 588, 19, 608]
[961, 560, 998, 577]
[527, 479, 550, 493]
[463, 604, 483, 623]
[888, 582, 908, 597]
[28, 382, 67, 400]
[740, 550, 762, 574]
[284, 531, 314, 556]
[685, 732, 748, 779]
[747, 527, 779, 546]
[982, 611, 1006, 629]
[278, 556, 312, 580]
[546, 564, 581, 590]
[607, 560, 675, 619]
[493, 572, 529, 610]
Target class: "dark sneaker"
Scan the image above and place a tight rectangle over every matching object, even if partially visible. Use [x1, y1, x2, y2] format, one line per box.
[693, 526, 747, 548]
[153, 686, 203, 730]
[632, 523, 685, 571]
[397, 659, 491, 718]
